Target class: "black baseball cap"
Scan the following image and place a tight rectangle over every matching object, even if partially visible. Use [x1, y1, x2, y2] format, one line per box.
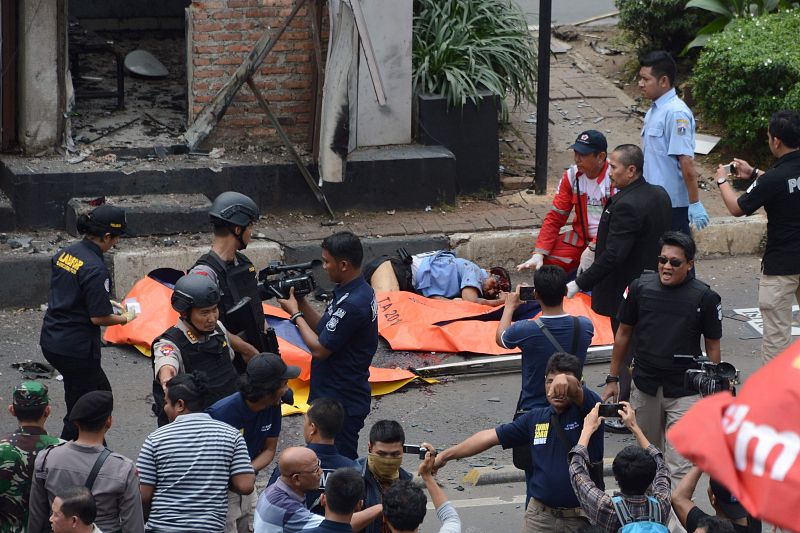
[90, 205, 127, 236]
[709, 479, 747, 520]
[246, 353, 301, 382]
[569, 130, 608, 154]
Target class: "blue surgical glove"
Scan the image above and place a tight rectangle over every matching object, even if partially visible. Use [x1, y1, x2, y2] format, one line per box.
[688, 201, 709, 230]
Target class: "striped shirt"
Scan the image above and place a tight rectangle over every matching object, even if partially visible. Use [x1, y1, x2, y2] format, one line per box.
[254, 478, 323, 533]
[137, 412, 254, 532]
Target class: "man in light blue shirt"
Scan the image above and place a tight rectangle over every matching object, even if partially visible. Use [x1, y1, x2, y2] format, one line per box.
[639, 51, 708, 234]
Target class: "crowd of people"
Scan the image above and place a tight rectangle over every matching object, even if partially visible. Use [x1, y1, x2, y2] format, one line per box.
[1, 48, 799, 533]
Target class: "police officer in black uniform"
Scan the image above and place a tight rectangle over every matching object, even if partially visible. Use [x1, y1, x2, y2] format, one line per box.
[151, 274, 259, 426]
[190, 192, 267, 365]
[39, 205, 137, 440]
[277, 231, 378, 460]
[602, 230, 722, 486]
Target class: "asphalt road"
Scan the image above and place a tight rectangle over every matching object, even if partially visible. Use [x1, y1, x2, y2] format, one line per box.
[0, 254, 768, 530]
[515, 0, 617, 25]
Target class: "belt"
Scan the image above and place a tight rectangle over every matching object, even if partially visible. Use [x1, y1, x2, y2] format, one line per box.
[530, 498, 585, 519]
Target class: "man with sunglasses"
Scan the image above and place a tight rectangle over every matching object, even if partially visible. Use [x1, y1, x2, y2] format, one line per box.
[601, 231, 722, 487]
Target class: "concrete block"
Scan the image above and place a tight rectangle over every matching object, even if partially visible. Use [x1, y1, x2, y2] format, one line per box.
[450, 229, 539, 270]
[500, 175, 531, 191]
[694, 215, 767, 257]
[111, 241, 282, 298]
[0, 254, 52, 308]
[66, 194, 212, 237]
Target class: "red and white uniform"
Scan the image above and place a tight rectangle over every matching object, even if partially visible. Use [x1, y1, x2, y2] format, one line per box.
[533, 161, 615, 272]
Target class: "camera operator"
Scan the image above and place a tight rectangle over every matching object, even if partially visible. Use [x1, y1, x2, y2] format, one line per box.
[672, 466, 761, 533]
[715, 110, 800, 364]
[191, 191, 267, 362]
[601, 231, 722, 486]
[278, 231, 378, 460]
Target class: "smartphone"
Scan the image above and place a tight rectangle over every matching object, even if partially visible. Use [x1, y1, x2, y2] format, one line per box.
[725, 163, 737, 175]
[519, 286, 535, 301]
[402, 444, 427, 459]
[598, 403, 623, 418]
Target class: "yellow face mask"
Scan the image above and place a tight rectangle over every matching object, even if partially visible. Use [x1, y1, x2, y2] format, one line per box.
[367, 453, 403, 483]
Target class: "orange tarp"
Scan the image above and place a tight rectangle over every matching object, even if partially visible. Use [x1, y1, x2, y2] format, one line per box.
[376, 291, 614, 354]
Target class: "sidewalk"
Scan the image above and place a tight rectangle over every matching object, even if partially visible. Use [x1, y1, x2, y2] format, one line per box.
[0, 38, 765, 308]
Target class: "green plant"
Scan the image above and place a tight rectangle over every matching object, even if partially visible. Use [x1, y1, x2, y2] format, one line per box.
[692, 9, 800, 149]
[615, 0, 712, 56]
[683, 0, 798, 51]
[412, 0, 536, 115]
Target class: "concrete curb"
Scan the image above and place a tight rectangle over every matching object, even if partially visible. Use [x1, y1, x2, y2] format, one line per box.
[463, 457, 615, 486]
[0, 215, 767, 308]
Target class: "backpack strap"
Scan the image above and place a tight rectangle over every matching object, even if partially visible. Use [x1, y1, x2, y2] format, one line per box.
[85, 448, 112, 491]
[534, 318, 566, 352]
[647, 495, 662, 522]
[611, 495, 634, 525]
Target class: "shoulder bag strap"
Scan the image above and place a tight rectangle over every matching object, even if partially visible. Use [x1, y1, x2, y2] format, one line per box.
[535, 318, 565, 353]
[85, 448, 112, 491]
[550, 412, 575, 452]
[570, 316, 581, 355]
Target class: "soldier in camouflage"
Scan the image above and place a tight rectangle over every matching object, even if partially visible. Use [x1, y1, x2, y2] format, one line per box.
[0, 381, 60, 533]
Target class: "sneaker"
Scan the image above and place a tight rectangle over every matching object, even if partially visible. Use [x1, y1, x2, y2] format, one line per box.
[604, 417, 630, 434]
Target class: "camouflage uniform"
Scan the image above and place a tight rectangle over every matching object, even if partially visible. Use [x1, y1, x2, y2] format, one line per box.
[0, 381, 60, 533]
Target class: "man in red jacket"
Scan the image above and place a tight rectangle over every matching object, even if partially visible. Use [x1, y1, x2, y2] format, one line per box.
[518, 130, 615, 275]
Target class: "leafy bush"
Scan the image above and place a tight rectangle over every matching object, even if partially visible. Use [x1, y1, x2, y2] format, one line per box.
[616, 0, 712, 55]
[683, 0, 798, 51]
[692, 9, 800, 149]
[412, 0, 536, 114]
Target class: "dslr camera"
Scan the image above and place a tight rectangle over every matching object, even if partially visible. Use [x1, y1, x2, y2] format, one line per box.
[258, 259, 322, 300]
[675, 355, 739, 397]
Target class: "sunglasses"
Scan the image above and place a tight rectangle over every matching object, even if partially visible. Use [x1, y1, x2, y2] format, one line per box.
[657, 256, 685, 267]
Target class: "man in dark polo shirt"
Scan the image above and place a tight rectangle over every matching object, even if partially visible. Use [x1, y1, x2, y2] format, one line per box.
[716, 109, 800, 364]
[434, 353, 603, 532]
[278, 231, 378, 459]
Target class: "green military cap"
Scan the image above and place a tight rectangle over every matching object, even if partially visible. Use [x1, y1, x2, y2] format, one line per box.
[12, 381, 49, 408]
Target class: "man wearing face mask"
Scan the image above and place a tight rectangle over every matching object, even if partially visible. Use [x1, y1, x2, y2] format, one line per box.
[356, 420, 414, 533]
[518, 130, 615, 276]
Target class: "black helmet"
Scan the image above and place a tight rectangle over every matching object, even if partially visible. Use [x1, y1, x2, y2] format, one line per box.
[171, 274, 220, 313]
[209, 192, 259, 227]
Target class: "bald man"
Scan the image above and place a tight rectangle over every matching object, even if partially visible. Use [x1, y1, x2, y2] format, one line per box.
[254, 447, 380, 533]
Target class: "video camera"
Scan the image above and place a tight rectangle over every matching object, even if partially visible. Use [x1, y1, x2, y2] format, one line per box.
[674, 355, 740, 397]
[258, 259, 322, 300]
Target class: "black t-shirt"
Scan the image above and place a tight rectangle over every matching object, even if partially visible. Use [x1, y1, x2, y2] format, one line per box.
[685, 506, 761, 533]
[618, 276, 722, 397]
[737, 150, 800, 275]
[40, 239, 114, 358]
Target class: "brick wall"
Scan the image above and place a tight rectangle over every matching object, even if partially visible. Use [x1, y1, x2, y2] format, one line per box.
[187, 0, 319, 150]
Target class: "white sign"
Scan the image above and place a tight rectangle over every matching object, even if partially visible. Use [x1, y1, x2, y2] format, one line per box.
[733, 306, 800, 336]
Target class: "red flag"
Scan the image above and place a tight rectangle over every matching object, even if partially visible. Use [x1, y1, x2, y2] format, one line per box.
[667, 341, 800, 531]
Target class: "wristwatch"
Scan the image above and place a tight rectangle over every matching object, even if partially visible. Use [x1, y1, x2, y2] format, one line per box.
[605, 375, 620, 384]
[716, 177, 727, 185]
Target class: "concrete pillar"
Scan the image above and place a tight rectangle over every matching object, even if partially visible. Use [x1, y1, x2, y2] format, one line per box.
[17, 0, 65, 153]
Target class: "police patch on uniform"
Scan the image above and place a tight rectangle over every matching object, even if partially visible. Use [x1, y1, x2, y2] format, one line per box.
[717, 304, 723, 322]
[104, 278, 110, 293]
[160, 345, 174, 357]
[333, 308, 346, 319]
[676, 118, 689, 135]
[371, 297, 378, 321]
[326, 317, 339, 332]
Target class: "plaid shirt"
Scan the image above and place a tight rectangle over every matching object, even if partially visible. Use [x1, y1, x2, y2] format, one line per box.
[568, 443, 671, 529]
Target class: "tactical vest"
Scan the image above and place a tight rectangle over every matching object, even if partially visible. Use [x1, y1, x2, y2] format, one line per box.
[195, 251, 265, 332]
[150, 325, 238, 426]
[633, 270, 710, 369]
